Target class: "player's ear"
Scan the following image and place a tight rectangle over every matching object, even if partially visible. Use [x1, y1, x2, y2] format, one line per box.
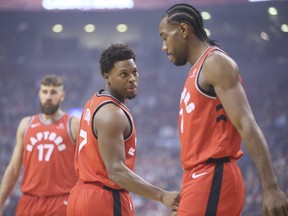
[103, 73, 110, 84]
[61, 91, 65, 102]
[179, 23, 188, 38]
[104, 72, 109, 79]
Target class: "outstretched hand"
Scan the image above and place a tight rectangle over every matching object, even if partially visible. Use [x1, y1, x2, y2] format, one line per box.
[263, 189, 288, 216]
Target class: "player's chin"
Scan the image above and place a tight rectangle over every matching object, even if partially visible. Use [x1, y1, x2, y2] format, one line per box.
[127, 92, 137, 100]
[126, 88, 137, 99]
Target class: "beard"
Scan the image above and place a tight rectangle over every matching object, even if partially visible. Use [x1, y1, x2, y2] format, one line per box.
[173, 56, 187, 66]
[127, 93, 137, 100]
[40, 102, 60, 115]
[171, 50, 187, 66]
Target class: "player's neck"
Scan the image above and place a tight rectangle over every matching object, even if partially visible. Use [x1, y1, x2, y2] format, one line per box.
[188, 42, 210, 65]
[41, 110, 64, 123]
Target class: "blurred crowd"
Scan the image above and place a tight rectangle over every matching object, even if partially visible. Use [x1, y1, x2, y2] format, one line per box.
[0, 42, 287, 216]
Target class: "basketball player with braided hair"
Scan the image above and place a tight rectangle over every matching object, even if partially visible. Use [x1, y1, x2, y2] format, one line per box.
[159, 3, 288, 216]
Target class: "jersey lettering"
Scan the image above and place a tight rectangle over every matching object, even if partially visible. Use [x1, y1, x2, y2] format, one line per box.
[128, 147, 135, 156]
[21, 113, 77, 196]
[180, 87, 195, 133]
[79, 129, 87, 152]
[37, 144, 54, 161]
[26, 131, 67, 161]
[84, 108, 91, 126]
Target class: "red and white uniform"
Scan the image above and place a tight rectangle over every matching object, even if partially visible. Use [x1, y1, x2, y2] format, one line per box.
[67, 90, 136, 216]
[16, 113, 77, 216]
[179, 46, 242, 169]
[177, 47, 245, 216]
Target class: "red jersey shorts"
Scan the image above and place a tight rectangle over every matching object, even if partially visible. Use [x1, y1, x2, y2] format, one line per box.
[15, 193, 69, 216]
[67, 181, 134, 216]
[177, 158, 245, 216]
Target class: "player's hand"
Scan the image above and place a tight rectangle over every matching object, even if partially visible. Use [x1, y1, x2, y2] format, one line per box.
[170, 209, 177, 216]
[263, 188, 288, 216]
[161, 191, 180, 209]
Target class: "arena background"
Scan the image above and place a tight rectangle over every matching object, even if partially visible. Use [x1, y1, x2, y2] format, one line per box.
[0, 0, 287, 215]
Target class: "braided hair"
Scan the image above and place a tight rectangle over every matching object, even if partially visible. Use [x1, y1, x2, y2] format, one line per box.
[163, 3, 218, 46]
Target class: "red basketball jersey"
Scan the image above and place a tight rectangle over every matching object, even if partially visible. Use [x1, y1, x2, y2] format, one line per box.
[179, 47, 242, 169]
[75, 90, 137, 190]
[22, 113, 77, 196]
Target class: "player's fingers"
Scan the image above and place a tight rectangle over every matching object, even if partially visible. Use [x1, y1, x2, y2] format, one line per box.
[280, 202, 288, 216]
[173, 202, 179, 208]
[275, 205, 288, 216]
[285, 205, 288, 216]
[170, 209, 177, 216]
[264, 207, 270, 216]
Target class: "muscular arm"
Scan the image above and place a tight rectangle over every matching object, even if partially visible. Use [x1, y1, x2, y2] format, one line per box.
[202, 51, 288, 215]
[94, 104, 178, 208]
[0, 117, 30, 210]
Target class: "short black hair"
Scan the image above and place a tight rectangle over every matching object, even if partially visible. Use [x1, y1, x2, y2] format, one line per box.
[99, 43, 136, 76]
[163, 3, 218, 46]
[41, 74, 63, 86]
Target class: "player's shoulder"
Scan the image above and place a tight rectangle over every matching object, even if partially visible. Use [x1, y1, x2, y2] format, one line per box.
[204, 49, 239, 75]
[206, 49, 237, 68]
[102, 100, 123, 109]
[17, 115, 33, 131]
[20, 115, 33, 124]
[202, 50, 240, 86]
[94, 102, 128, 125]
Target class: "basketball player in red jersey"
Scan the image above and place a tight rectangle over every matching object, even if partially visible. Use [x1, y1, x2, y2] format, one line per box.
[159, 3, 288, 216]
[67, 44, 179, 216]
[0, 74, 80, 216]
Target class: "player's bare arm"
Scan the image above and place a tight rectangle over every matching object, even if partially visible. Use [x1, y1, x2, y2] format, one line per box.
[201, 51, 288, 216]
[94, 103, 179, 209]
[0, 116, 30, 210]
[70, 116, 80, 144]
